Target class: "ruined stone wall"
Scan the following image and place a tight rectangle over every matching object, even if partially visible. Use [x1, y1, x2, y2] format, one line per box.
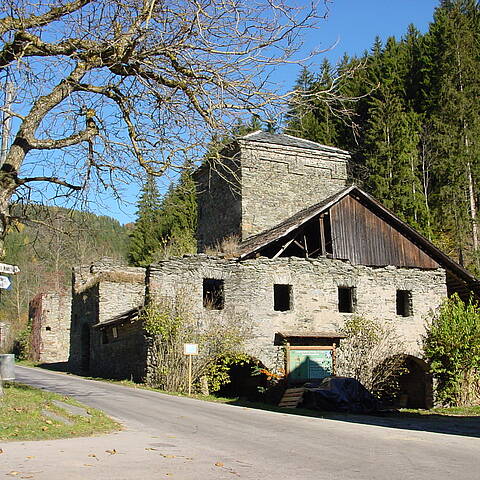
[195, 155, 241, 252]
[148, 255, 447, 369]
[239, 140, 349, 238]
[30, 292, 71, 363]
[90, 321, 147, 381]
[69, 259, 146, 374]
[194, 140, 349, 251]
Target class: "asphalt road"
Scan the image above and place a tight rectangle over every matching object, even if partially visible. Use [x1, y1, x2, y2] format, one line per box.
[3, 366, 480, 480]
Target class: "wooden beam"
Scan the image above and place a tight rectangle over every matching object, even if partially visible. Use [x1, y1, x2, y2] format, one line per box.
[273, 237, 295, 259]
[303, 234, 309, 258]
[319, 215, 326, 256]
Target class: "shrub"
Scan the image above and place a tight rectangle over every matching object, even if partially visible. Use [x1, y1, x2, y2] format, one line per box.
[142, 296, 252, 393]
[423, 294, 480, 407]
[336, 316, 407, 399]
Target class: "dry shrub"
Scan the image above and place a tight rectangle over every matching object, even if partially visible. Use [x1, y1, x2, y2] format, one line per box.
[143, 295, 252, 393]
[204, 235, 241, 258]
[336, 316, 407, 399]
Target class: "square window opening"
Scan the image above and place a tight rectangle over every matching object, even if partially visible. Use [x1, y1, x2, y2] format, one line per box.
[396, 290, 412, 317]
[338, 287, 356, 313]
[203, 278, 225, 310]
[274, 284, 292, 311]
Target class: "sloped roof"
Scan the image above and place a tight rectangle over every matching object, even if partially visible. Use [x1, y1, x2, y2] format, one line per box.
[239, 130, 350, 155]
[93, 307, 141, 329]
[238, 185, 480, 291]
[239, 186, 356, 258]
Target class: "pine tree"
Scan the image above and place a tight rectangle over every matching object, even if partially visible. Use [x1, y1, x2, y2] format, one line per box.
[426, 0, 480, 268]
[156, 170, 197, 258]
[128, 175, 163, 266]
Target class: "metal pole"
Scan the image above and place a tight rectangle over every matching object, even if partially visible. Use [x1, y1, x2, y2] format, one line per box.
[188, 355, 192, 395]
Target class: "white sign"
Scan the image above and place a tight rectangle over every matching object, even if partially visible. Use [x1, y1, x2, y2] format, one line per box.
[0, 276, 11, 290]
[184, 343, 198, 355]
[0, 263, 19, 275]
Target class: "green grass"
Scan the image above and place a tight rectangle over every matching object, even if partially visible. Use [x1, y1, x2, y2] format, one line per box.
[402, 405, 480, 416]
[0, 382, 121, 441]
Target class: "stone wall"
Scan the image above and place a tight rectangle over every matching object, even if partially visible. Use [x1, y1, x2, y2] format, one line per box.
[239, 139, 349, 238]
[69, 259, 146, 374]
[195, 154, 241, 252]
[30, 292, 71, 363]
[194, 137, 349, 251]
[90, 320, 147, 381]
[148, 255, 447, 369]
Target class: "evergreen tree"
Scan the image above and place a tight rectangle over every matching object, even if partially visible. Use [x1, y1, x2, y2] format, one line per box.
[156, 170, 197, 258]
[128, 175, 163, 266]
[427, 0, 480, 268]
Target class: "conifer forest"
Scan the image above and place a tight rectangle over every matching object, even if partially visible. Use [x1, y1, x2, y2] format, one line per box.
[287, 0, 480, 275]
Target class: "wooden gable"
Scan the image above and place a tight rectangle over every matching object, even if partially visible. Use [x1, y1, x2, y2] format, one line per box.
[330, 195, 439, 268]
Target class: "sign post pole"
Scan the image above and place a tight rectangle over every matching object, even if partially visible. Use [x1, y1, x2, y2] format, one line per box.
[184, 343, 198, 396]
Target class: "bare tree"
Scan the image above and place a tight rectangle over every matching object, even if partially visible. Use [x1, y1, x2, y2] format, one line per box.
[0, 0, 328, 255]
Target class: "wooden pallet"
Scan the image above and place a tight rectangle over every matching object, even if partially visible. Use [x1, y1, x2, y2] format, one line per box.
[278, 387, 305, 408]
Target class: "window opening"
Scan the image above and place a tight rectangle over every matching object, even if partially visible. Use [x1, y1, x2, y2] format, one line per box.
[323, 213, 333, 255]
[112, 326, 118, 338]
[274, 284, 292, 311]
[396, 290, 412, 317]
[101, 329, 108, 344]
[203, 278, 225, 310]
[338, 287, 355, 313]
[45, 326, 51, 331]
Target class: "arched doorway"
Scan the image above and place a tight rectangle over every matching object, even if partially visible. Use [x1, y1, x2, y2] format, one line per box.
[395, 356, 433, 409]
[216, 357, 268, 400]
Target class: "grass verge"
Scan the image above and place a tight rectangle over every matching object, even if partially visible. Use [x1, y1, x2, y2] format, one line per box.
[0, 382, 121, 441]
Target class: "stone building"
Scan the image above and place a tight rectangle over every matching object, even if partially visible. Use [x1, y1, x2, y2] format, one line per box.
[67, 131, 480, 407]
[29, 291, 71, 363]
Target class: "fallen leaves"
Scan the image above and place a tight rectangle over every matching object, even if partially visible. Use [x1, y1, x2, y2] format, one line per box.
[214, 462, 224, 467]
[105, 449, 117, 455]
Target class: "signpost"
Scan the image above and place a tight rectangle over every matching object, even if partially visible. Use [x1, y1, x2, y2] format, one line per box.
[0, 275, 11, 290]
[184, 343, 199, 395]
[0, 263, 19, 275]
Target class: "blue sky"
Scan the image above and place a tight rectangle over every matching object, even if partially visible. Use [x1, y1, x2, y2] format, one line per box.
[102, 0, 441, 225]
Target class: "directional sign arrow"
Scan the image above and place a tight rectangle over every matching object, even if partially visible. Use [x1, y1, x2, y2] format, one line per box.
[0, 263, 19, 275]
[0, 275, 12, 290]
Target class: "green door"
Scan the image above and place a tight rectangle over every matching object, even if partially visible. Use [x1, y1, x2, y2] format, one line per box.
[288, 349, 332, 383]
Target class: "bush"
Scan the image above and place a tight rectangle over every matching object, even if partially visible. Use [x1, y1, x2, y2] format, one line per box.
[336, 316, 407, 399]
[142, 296, 252, 393]
[423, 294, 480, 407]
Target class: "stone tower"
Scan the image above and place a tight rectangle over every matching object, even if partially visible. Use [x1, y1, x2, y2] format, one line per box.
[194, 131, 349, 251]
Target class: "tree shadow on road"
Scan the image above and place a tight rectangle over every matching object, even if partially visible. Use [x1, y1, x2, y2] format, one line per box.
[226, 399, 480, 438]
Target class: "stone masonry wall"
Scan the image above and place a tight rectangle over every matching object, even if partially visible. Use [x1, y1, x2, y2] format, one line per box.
[195, 140, 349, 251]
[195, 155, 241, 252]
[239, 140, 349, 238]
[148, 255, 447, 370]
[69, 259, 146, 374]
[33, 292, 72, 363]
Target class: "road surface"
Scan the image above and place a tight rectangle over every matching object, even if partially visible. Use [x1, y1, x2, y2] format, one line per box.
[1, 366, 479, 480]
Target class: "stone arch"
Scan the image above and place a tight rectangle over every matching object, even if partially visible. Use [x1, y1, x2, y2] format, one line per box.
[394, 355, 433, 409]
[216, 356, 268, 400]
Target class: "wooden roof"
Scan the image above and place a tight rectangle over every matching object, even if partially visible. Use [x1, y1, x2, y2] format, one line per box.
[239, 186, 480, 298]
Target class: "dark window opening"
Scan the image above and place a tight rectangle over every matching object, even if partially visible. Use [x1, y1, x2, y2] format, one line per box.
[274, 284, 292, 311]
[45, 326, 51, 331]
[101, 329, 108, 344]
[396, 290, 412, 317]
[203, 278, 225, 310]
[323, 213, 333, 255]
[338, 287, 355, 313]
